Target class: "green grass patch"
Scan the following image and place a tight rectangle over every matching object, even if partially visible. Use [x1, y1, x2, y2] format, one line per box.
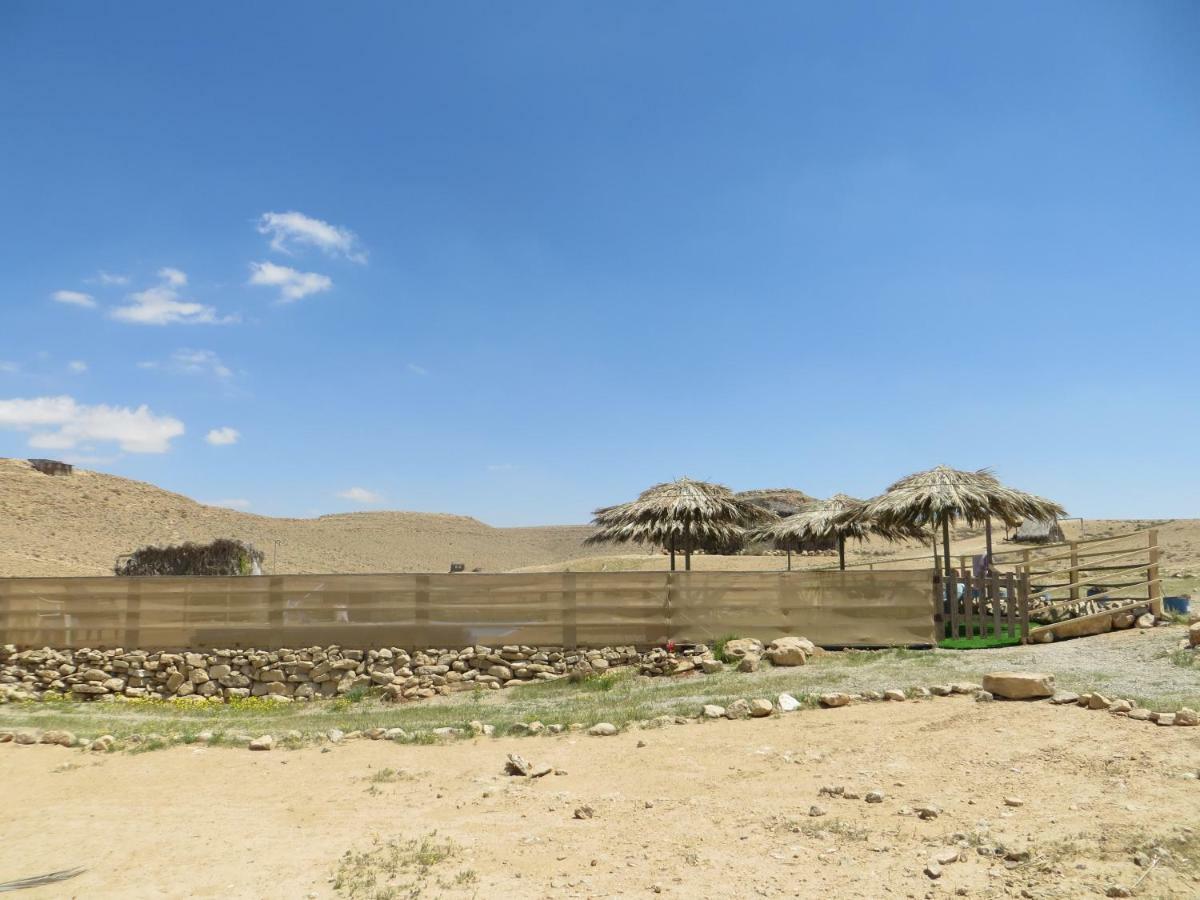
[939, 623, 1023, 650]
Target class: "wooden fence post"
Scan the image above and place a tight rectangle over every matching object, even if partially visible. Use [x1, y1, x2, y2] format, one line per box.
[1147, 529, 1162, 617]
[1068, 541, 1079, 604]
[1019, 571, 1031, 643]
[562, 573, 577, 649]
[414, 574, 431, 650]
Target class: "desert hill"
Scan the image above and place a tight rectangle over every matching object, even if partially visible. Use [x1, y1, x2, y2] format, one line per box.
[0, 458, 611, 577]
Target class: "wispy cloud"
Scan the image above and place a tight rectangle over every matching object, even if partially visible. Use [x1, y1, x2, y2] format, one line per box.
[51, 289, 96, 308]
[407, 363, 429, 376]
[140, 349, 233, 379]
[257, 211, 367, 263]
[0, 395, 184, 453]
[205, 426, 240, 446]
[336, 486, 382, 504]
[67, 360, 88, 374]
[247, 261, 332, 303]
[89, 271, 129, 286]
[111, 268, 235, 326]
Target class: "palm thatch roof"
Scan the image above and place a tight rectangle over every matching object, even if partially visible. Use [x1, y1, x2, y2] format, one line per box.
[866, 466, 1066, 530]
[750, 494, 926, 548]
[1012, 517, 1066, 544]
[587, 478, 778, 553]
[735, 488, 816, 519]
[115, 538, 264, 576]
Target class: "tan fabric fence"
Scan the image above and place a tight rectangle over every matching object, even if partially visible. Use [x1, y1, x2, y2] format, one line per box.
[0, 570, 935, 651]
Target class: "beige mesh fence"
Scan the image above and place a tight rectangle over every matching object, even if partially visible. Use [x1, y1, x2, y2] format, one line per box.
[0, 570, 935, 650]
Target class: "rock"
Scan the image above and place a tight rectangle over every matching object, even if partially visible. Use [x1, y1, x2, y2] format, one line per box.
[1088, 693, 1112, 710]
[39, 730, 76, 747]
[248, 735, 274, 751]
[1156, 713, 1177, 726]
[588, 723, 617, 737]
[14, 732, 37, 745]
[865, 790, 885, 804]
[974, 690, 994, 702]
[327, 728, 345, 744]
[809, 804, 827, 817]
[1050, 692, 1080, 705]
[777, 693, 802, 712]
[573, 805, 594, 820]
[765, 637, 812, 667]
[1127, 708, 1153, 721]
[934, 848, 961, 865]
[1003, 797, 1025, 807]
[1109, 699, 1133, 714]
[505, 753, 533, 776]
[1106, 886, 1132, 898]
[700, 659, 723, 674]
[1189, 622, 1200, 647]
[721, 638, 763, 661]
[89, 735, 114, 751]
[725, 699, 752, 720]
[737, 654, 760, 673]
[950, 682, 981, 695]
[1136, 613, 1155, 629]
[818, 785, 844, 797]
[924, 862, 942, 879]
[749, 699, 773, 717]
[819, 692, 851, 708]
[884, 689, 906, 702]
[1113, 612, 1135, 629]
[914, 803, 941, 820]
[702, 704, 726, 719]
[930, 685, 952, 696]
[981, 672, 1055, 700]
[1175, 708, 1199, 726]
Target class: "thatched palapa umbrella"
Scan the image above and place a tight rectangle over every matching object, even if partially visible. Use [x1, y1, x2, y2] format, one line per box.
[863, 466, 1066, 602]
[750, 494, 924, 571]
[587, 478, 778, 570]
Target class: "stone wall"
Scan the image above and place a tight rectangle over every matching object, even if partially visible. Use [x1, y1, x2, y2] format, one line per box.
[0, 643, 719, 703]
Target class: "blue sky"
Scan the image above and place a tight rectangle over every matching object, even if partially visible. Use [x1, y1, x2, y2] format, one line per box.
[2, 2, 1198, 525]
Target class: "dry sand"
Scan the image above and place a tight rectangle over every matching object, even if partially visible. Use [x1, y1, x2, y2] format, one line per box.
[0, 458, 613, 577]
[2, 699, 1199, 898]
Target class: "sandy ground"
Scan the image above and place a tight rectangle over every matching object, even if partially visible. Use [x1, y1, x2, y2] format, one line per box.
[0, 458, 613, 577]
[4, 458, 1199, 589]
[3, 699, 1200, 899]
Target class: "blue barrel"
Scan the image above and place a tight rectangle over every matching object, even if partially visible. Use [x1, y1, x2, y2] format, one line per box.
[1165, 596, 1190, 615]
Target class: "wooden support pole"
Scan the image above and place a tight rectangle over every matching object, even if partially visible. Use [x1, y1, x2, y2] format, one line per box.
[1147, 529, 1162, 616]
[1069, 542, 1080, 604]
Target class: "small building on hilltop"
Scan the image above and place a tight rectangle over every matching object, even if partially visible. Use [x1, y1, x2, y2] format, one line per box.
[1012, 518, 1065, 545]
[28, 458, 73, 476]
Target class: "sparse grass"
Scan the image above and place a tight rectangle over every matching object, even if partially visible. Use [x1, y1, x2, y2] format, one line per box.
[795, 818, 871, 842]
[332, 832, 461, 899]
[4, 627, 1200, 745]
[710, 634, 740, 664]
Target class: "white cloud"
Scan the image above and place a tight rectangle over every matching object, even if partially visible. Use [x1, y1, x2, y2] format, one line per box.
[52, 290, 96, 308]
[336, 486, 382, 504]
[205, 426, 240, 446]
[257, 211, 366, 263]
[213, 498, 251, 510]
[158, 267, 187, 287]
[407, 363, 429, 376]
[0, 395, 184, 453]
[110, 269, 237, 326]
[67, 360, 88, 374]
[140, 349, 233, 379]
[90, 271, 130, 286]
[248, 261, 333, 303]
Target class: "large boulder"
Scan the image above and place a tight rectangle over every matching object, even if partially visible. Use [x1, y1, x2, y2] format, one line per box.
[766, 636, 812, 667]
[722, 638, 763, 661]
[1189, 622, 1200, 648]
[981, 672, 1055, 700]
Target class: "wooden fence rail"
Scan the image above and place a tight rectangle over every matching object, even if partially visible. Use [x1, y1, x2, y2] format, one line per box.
[0, 570, 937, 651]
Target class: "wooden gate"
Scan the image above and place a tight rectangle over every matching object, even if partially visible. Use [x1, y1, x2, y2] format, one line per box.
[934, 569, 1030, 643]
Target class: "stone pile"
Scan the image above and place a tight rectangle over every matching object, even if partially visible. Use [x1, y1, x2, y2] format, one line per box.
[0, 643, 692, 703]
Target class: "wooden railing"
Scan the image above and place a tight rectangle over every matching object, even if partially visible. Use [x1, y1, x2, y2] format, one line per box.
[934, 570, 1029, 642]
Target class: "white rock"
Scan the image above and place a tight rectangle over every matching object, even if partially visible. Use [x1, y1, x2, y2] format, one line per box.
[249, 735, 274, 751]
[588, 722, 618, 736]
[981, 672, 1055, 700]
[777, 693, 802, 712]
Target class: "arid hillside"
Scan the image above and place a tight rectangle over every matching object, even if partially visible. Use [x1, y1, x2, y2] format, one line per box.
[0, 458, 609, 577]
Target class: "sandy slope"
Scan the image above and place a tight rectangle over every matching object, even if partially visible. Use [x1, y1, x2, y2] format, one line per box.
[0, 458, 608, 576]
